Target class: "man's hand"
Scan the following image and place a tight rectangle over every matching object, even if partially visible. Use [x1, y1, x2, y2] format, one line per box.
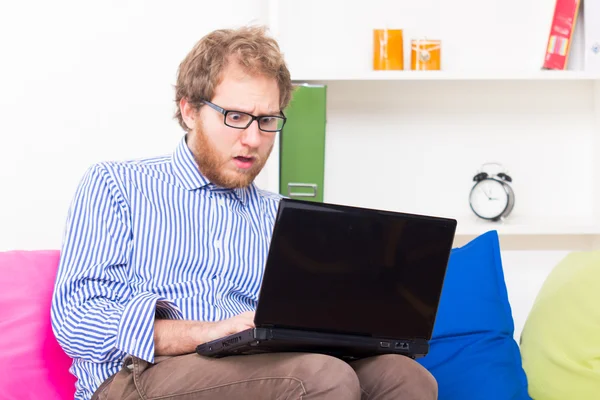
[154, 311, 255, 357]
[202, 311, 256, 343]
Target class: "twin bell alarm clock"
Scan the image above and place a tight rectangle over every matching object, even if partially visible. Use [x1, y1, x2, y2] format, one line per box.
[469, 162, 515, 221]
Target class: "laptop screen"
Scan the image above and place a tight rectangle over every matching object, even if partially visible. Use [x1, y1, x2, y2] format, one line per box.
[255, 198, 457, 340]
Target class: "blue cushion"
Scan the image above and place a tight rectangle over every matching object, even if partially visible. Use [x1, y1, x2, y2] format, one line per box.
[417, 230, 531, 400]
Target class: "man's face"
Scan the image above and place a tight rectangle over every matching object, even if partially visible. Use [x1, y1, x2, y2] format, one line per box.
[183, 61, 281, 189]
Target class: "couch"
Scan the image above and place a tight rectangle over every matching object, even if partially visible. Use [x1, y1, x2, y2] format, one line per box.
[1, 250, 76, 399]
[1, 231, 598, 399]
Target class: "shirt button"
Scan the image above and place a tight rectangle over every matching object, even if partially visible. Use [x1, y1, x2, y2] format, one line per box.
[214, 240, 221, 249]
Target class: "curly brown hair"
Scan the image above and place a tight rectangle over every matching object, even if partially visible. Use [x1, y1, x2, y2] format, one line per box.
[174, 25, 294, 131]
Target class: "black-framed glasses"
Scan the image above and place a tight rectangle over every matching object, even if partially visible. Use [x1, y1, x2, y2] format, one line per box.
[202, 100, 286, 133]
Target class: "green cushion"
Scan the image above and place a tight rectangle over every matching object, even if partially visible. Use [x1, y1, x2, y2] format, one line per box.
[520, 251, 600, 400]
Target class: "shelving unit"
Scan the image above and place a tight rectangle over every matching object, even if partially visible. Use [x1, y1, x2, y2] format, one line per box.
[262, 0, 600, 250]
[455, 215, 600, 236]
[291, 70, 600, 82]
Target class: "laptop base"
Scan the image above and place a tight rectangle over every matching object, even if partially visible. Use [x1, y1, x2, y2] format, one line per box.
[196, 328, 429, 361]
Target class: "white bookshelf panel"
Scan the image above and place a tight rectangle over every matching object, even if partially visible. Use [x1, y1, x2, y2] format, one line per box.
[291, 71, 600, 82]
[455, 215, 600, 236]
[321, 80, 598, 236]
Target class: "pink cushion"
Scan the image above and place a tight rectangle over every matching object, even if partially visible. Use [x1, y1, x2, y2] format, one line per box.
[0, 250, 76, 399]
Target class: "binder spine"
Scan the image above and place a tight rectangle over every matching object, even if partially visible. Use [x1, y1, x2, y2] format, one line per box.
[542, 0, 582, 70]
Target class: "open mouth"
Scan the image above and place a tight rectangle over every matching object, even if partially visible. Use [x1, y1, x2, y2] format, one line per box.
[233, 156, 255, 169]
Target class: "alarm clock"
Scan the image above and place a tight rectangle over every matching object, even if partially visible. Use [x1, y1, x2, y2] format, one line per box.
[469, 163, 515, 221]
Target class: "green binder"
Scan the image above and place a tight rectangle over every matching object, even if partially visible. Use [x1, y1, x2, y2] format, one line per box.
[279, 84, 327, 202]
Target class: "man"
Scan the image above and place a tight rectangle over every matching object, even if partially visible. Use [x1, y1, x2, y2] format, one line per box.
[51, 25, 438, 400]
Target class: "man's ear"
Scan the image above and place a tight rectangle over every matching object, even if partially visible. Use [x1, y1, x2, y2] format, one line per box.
[180, 98, 198, 131]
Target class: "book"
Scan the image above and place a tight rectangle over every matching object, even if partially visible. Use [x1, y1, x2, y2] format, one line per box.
[542, 0, 582, 70]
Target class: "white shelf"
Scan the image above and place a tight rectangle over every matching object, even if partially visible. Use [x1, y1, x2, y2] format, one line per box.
[292, 70, 600, 82]
[454, 215, 600, 236]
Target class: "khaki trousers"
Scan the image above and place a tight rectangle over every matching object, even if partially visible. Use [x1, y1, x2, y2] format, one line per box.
[92, 352, 437, 400]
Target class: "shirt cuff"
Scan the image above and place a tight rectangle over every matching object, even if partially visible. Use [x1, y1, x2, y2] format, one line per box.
[116, 292, 182, 363]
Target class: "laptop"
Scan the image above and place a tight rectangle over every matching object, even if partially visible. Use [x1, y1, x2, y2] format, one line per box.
[196, 198, 457, 361]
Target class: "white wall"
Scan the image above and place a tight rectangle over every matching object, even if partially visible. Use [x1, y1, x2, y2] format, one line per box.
[0, 0, 588, 342]
[0, 0, 268, 251]
[502, 250, 568, 341]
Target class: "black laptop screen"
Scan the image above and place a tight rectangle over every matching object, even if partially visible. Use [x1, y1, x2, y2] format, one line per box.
[255, 199, 457, 340]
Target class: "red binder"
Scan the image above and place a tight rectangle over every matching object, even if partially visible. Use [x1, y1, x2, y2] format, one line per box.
[542, 0, 581, 70]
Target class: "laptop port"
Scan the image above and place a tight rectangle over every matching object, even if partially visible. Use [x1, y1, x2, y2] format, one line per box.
[395, 342, 409, 350]
[379, 341, 390, 348]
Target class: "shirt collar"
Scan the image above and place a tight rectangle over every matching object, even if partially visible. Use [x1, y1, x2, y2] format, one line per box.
[172, 134, 211, 190]
[171, 135, 252, 206]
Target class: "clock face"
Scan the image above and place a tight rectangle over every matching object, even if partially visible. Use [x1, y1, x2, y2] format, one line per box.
[469, 179, 509, 219]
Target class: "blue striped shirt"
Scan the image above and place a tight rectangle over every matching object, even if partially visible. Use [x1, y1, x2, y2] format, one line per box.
[50, 135, 282, 400]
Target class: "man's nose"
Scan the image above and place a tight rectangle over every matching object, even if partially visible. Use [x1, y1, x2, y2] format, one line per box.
[240, 120, 262, 148]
